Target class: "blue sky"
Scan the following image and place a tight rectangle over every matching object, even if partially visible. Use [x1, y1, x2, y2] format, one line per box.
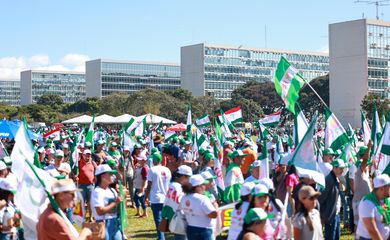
[0, 0, 389, 80]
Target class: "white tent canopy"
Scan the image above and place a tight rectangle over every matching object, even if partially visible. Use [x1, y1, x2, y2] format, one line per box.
[113, 114, 136, 124]
[62, 115, 92, 124]
[137, 113, 177, 124]
[94, 114, 116, 124]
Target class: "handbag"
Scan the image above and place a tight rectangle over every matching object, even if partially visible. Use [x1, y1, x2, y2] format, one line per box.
[82, 221, 106, 240]
[158, 218, 170, 232]
[169, 209, 187, 235]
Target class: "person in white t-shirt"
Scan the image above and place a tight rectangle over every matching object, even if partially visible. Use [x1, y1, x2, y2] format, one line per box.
[90, 164, 123, 240]
[161, 165, 192, 240]
[357, 174, 390, 240]
[145, 152, 172, 240]
[180, 174, 218, 240]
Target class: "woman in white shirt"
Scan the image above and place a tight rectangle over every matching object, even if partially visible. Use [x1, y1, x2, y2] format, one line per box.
[180, 174, 218, 240]
[90, 164, 123, 240]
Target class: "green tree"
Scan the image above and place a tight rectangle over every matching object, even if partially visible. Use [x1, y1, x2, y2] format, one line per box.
[361, 94, 389, 120]
[298, 74, 329, 117]
[99, 93, 130, 116]
[231, 81, 283, 115]
[35, 94, 64, 108]
[65, 97, 101, 114]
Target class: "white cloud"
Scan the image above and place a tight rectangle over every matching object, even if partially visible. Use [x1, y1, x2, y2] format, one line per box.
[61, 54, 90, 67]
[319, 45, 329, 54]
[0, 54, 89, 80]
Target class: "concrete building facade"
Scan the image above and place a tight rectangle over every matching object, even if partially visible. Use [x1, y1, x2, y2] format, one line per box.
[86, 59, 180, 97]
[329, 19, 390, 127]
[20, 70, 85, 105]
[181, 43, 329, 99]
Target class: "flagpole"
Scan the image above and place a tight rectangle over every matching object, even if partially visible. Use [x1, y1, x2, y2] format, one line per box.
[303, 79, 328, 108]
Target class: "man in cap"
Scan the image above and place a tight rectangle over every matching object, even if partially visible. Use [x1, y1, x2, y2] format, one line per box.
[351, 141, 373, 231]
[37, 179, 92, 240]
[318, 148, 337, 176]
[77, 149, 97, 221]
[318, 158, 348, 240]
[179, 140, 194, 166]
[357, 174, 390, 240]
[121, 146, 135, 208]
[244, 160, 261, 183]
[45, 150, 71, 178]
[224, 150, 246, 203]
[93, 139, 107, 165]
[223, 141, 234, 171]
[153, 134, 164, 153]
[145, 152, 172, 240]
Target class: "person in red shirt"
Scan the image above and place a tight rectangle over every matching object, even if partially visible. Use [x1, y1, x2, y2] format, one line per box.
[77, 149, 97, 221]
[37, 179, 92, 240]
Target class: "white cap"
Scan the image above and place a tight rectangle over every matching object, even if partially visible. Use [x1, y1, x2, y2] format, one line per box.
[62, 143, 69, 149]
[46, 148, 55, 155]
[252, 184, 269, 197]
[177, 165, 193, 176]
[0, 161, 7, 171]
[224, 141, 234, 147]
[55, 150, 64, 157]
[240, 181, 256, 196]
[200, 171, 216, 180]
[95, 164, 117, 176]
[189, 174, 209, 187]
[0, 178, 17, 194]
[51, 179, 79, 195]
[111, 142, 118, 147]
[123, 146, 130, 151]
[250, 160, 261, 168]
[258, 178, 274, 191]
[83, 149, 92, 154]
[373, 174, 390, 188]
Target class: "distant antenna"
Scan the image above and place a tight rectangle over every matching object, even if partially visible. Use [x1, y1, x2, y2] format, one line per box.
[355, 0, 390, 20]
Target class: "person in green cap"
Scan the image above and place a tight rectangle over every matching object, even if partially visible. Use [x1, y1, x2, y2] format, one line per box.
[145, 152, 172, 240]
[351, 140, 373, 230]
[319, 148, 337, 176]
[224, 150, 246, 203]
[236, 208, 273, 240]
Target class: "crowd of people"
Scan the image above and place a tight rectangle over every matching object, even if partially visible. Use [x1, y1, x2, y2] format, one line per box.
[0, 122, 389, 240]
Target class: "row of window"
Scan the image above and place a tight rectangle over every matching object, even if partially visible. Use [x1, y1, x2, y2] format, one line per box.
[204, 47, 329, 63]
[102, 63, 179, 74]
[101, 71, 180, 78]
[32, 74, 84, 80]
[101, 77, 180, 85]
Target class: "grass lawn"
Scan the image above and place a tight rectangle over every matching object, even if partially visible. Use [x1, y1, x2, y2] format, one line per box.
[123, 206, 355, 240]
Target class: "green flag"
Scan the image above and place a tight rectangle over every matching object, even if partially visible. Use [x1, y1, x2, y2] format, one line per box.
[325, 108, 349, 151]
[119, 180, 129, 230]
[85, 114, 95, 150]
[371, 103, 382, 154]
[274, 56, 305, 115]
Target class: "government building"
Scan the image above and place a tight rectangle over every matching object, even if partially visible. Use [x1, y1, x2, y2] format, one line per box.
[181, 43, 329, 99]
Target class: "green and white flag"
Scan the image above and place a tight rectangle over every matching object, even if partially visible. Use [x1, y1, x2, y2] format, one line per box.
[340, 141, 357, 165]
[293, 104, 309, 145]
[195, 127, 209, 149]
[69, 130, 83, 175]
[195, 114, 211, 127]
[85, 114, 95, 149]
[258, 139, 269, 179]
[290, 116, 325, 187]
[347, 123, 358, 147]
[134, 117, 146, 137]
[274, 57, 305, 115]
[223, 159, 244, 203]
[186, 102, 192, 138]
[325, 108, 349, 151]
[361, 111, 371, 146]
[376, 117, 390, 175]
[125, 117, 137, 135]
[371, 103, 382, 154]
[164, 130, 177, 142]
[11, 122, 78, 239]
[258, 122, 269, 141]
